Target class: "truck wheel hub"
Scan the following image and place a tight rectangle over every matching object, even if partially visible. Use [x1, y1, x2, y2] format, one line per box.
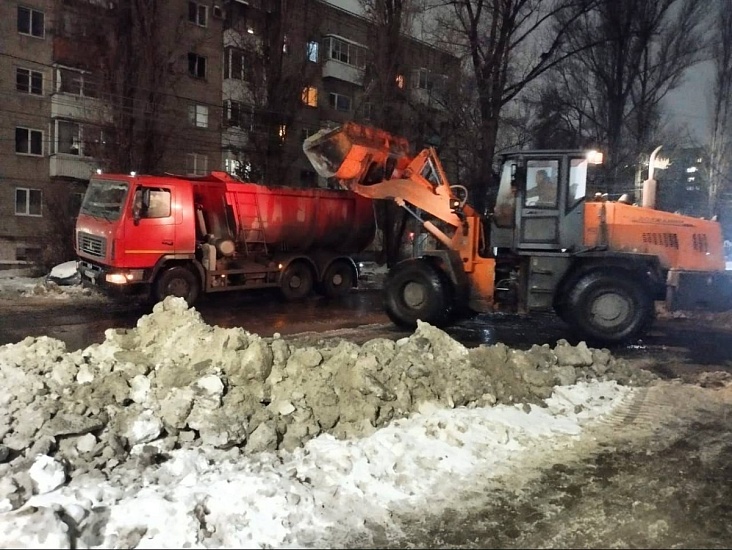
[289, 276, 302, 289]
[403, 282, 426, 308]
[168, 279, 189, 297]
[591, 292, 630, 327]
[332, 274, 343, 286]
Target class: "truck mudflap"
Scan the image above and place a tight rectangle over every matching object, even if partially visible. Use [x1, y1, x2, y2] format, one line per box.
[666, 269, 732, 311]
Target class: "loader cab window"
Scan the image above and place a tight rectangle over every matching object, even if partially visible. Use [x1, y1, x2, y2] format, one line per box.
[132, 187, 171, 220]
[525, 160, 559, 208]
[568, 157, 589, 208]
[493, 161, 518, 227]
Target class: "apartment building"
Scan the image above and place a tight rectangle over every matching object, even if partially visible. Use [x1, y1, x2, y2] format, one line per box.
[0, 0, 223, 267]
[221, 0, 458, 187]
[0, 0, 456, 266]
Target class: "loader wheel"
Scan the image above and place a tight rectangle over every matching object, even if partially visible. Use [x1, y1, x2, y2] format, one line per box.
[155, 266, 200, 306]
[565, 270, 653, 345]
[384, 259, 454, 329]
[280, 261, 314, 301]
[320, 259, 355, 298]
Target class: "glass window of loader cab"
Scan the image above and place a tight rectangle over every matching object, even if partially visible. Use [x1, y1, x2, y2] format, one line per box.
[80, 179, 129, 220]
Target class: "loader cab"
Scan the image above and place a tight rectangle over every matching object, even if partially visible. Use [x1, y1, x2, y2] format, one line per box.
[490, 150, 602, 252]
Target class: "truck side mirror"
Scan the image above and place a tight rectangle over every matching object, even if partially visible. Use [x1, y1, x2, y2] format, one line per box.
[132, 188, 150, 226]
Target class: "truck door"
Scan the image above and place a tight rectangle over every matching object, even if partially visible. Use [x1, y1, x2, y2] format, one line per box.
[123, 186, 178, 266]
[517, 158, 562, 250]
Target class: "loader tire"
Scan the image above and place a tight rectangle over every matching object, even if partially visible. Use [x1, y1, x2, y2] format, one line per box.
[155, 266, 200, 306]
[565, 270, 653, 345]
[280, 261, 314, 301]
[320, 259, 355, 298]
[384, 259, 454, 329]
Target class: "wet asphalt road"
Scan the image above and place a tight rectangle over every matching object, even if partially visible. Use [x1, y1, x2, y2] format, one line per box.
[1, 288, 732, 381]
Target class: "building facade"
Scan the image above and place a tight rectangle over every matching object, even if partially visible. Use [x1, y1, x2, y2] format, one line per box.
[0, 0, 457, 266]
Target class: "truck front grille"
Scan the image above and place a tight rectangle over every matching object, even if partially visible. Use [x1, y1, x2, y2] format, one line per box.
[78, 232, 107, 258]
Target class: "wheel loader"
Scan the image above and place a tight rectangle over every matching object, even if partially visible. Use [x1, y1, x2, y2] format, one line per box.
[303, 122, 732, 345]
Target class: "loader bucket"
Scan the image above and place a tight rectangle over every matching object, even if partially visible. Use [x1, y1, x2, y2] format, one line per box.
[303, 122, 411, 186]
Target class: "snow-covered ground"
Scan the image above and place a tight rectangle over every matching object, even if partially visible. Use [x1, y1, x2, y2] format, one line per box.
[0, 265, 653, 548]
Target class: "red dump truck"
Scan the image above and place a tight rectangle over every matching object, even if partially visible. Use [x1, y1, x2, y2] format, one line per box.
[74, 171, 375, 304]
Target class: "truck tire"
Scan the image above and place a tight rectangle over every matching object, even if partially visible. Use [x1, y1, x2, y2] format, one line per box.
[565, 270, 653, 345]
[154, 266, 200, 306]
[384, 259, 454, 329]
[320, 259, 355, 298]
[280, 261, 314, 300]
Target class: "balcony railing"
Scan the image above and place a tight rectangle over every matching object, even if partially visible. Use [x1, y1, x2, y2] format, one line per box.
[322, 59, 365, 86]
[50, 154, 98, 179]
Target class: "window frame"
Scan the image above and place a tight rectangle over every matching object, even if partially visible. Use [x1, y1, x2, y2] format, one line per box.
[186, 153, 208, 176]
[16, 67, 43, 95]
[188, 104, 209, 128]
[15, 187, 43, 217]
[328, 92, 351, 113]
[188, 1, 208, 27]
[17, 6, 45, 38]
[15, 127, 43, 156]
[306, 40, 319, 63]
[187, 53, 207, 79]
[301, 86, 318, 107]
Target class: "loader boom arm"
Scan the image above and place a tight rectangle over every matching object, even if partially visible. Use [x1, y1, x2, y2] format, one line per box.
[303, 123, 478, 234]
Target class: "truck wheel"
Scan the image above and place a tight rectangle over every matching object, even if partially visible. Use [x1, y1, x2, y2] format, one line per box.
[155, 266, 200, 306]
[280, 261, 314, 300]
[321, 259, 355, 298]
[565, 270, 653, 344]
[384, 259, 454, 329]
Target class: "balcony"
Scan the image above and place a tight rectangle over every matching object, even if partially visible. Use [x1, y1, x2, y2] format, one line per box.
[222, 127, 251, 150]
[322, 60, 365, 86]
[51, 93, 110, 123]
[50, 154, 98, 179]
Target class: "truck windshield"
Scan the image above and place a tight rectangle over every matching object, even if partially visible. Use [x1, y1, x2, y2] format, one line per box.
[80, 179, 129, 221]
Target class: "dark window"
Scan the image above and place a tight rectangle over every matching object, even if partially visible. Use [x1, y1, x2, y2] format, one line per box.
[328, 93, 351, 112]
[15, 127, 43, 155]
[188, 53, 207, 79]
[16, 68, 43, 95]
[18, 7, 44, 38]
[188, 1, 207, 26]
[15, 188, 42, 216]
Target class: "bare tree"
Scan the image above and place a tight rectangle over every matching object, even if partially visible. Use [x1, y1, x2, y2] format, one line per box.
[707, 0, 732, 219]
[424, 0, 597, 199]
[541, 0, 706, 197]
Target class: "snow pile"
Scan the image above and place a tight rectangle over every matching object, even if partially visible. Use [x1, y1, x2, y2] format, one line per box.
[0, 297, 656, 548]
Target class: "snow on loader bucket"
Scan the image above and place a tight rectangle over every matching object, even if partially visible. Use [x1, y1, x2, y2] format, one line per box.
[303, 122, 411, 188]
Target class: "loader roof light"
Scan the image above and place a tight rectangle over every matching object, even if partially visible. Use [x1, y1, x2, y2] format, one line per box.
[586, 150, 604, 165]
[130, 171, 137, 177]
[96, 168, 102, 174]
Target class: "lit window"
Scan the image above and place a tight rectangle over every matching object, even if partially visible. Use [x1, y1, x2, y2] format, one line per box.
[301, 86, 318, 107]
[186, 153, 208, 175]
[278, 125, 287, 141]
[15, 188, 42, 216]
[188, 105, 209, 128]
[16, 68, 42, 95]
[15, 127, 43, 156]
[188, 1, 207, 26]
[688, 176, 696, 182]
[188, 53, 207, 79]
[307, 41, 319, 63]
[686, 166, 698, 173]
[282, 34, 289, 54]
[395, 74, 405, 89]
[18, 7, 44, 38]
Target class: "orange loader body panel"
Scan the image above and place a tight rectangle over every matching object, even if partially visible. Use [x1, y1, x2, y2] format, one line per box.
[584, 202, 725, 272]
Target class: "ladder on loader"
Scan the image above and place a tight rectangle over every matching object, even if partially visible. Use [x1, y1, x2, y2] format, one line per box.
[233, 192, 268, 256]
